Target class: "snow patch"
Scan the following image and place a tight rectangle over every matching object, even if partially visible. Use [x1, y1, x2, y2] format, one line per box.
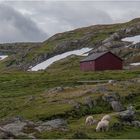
[130, 62, 140, 66]
[0, 55, 8, 60]
[29, 48, 92, 71]
[122, 35, 140, 44]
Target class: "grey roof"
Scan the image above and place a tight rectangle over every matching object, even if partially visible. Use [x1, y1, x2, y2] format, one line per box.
[80, 51, 109, 62]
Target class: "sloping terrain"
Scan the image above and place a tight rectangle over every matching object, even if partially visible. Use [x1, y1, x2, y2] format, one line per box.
[0, 18, 140, 139]
[0, 69, 139, 138]
[0, 18, 140, 70]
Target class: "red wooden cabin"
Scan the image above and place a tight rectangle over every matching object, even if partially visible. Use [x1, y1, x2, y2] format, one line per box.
[80, 51, 123, 71]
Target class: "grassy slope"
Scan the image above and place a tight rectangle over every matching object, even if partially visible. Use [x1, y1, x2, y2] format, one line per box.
[0, 56, 140, 138]
[12, 18, 140, 63]
[0, 18, 140, 138]
[1, 18, 140, 70]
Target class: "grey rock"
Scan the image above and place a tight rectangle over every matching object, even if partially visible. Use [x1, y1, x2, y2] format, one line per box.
[97, 85, 108, 93]
[102, 93, 119, 102]
[35, 119, 67, 132]
[119, 108, 135, 122]
[102, 33, 121, 44]
[48, 87, 64, 94]
[2, 120, 27, 136]
[132, 121, 140, 128]
[110, 101, 124, 112]
[73, 102, 81, 109]
[0, 127, 15, 139]
[84, 97, 97, 108]
[84, 88, 97, 94]
[0, 117, 36, 138]
[28, 95, 35, 101]
[85, 97, 93, 108]
[108, 80, 116, 84]
[127, 105, 136, 112]
[111, 122, 124, 131]
[130, 42, 140, 48]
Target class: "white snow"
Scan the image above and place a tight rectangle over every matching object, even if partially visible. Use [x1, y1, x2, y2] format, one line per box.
[0, 55, 8, 60]
[30, 48, 92, 71]
[130, 62, 140, 66]
[122, 35, 140, 44]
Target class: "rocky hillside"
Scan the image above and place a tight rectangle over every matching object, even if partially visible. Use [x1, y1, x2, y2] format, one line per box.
[0, 70, 139, 138]
[0, 18, 140, 70]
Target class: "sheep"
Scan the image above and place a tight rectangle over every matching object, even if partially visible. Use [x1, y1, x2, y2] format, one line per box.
[96, 120, 109, 132]
[85, 116, 96, 126]
[101, 115, 111, 122]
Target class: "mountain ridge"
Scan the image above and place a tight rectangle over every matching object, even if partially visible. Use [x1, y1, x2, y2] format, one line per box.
[0, 18, 140, 70]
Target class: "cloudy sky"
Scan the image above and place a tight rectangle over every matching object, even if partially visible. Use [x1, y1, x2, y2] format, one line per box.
[0, 0, 140, 43]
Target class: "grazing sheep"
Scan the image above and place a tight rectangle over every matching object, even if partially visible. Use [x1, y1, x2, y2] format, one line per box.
[101, 115, 111, 122]
[85, 116, 95, 126]
[96, 120, 109, 132]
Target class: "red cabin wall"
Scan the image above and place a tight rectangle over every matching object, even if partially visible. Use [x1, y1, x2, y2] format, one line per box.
[80, 52, 123, 71]
[95, 53, 122, 71]
[80, 61, 95, 71]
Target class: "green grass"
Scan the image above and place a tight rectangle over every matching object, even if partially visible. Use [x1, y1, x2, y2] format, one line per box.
[0, 67, 139, 138]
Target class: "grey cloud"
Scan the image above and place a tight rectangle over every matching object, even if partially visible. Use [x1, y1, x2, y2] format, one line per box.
[0, 4, 47, 43]
[0, 1, 140, 43]
[39, 2, 112, 24]
[10, 1, 113, 35]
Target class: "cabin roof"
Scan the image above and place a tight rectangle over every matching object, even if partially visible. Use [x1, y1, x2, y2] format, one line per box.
[80, 51, 122, 62]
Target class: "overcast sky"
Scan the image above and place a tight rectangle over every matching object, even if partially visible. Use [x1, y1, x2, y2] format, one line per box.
[0, 0, 140, 43]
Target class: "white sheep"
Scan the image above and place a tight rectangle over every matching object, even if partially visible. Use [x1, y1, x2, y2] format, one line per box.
[85, 116, 96, 126]
[96, 120, 109, 132]
[101, 115, 111, 122]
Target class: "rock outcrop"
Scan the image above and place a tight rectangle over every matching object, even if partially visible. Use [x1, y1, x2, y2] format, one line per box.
[35, 119, 67, 132]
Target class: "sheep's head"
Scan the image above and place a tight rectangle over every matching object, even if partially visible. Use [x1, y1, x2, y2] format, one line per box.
[96, 127, 100, 132]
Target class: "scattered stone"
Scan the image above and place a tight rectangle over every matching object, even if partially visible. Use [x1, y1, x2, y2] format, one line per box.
[111, 122, 124, 131]
[0, 127, 15, 139]
[72, 131, 90, 139]
[102, 93, 119, 102]
[25, 96, 35, 104]
[110, 101, 124, 112]
[35, 119, 67, 132]
[127, 105, 136, 112]
[0, 117, 37, 138]
[73, 102, 81, 109]
[97, 85, 108, 93]
[108, 80, 116, 84]
[28, 96, 35, 101]
[84, 97, 97, 108]
[83, 88, 97, 94]
[2, 120, 27, 136]
[119, 108, 135, 123]
[132, 121, 140, 128]
[123, 121, 132, 126]
[48, 87, 64, 94]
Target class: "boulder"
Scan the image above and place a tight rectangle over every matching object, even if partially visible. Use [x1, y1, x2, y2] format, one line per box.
[48, 87, 64, 94]
[0, 127, 15, 139]
[132, 121, 140, 128]
[73, 102, 81, 109]
[35, 119, 67, 132]
[84, 88, 97, 94]
[102, 93, 119, 102]
[0, 117, 36, 138]
[97, 85, 108, 93]
[84, 97, 97, 108]
[119, 109, 135, 123]
[108, 80, 116, 84]
[110, 101, 124, 112]
[2, 120, 27, 136]
[111, 122, 124, 131]
[102, 32, 121, 43]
